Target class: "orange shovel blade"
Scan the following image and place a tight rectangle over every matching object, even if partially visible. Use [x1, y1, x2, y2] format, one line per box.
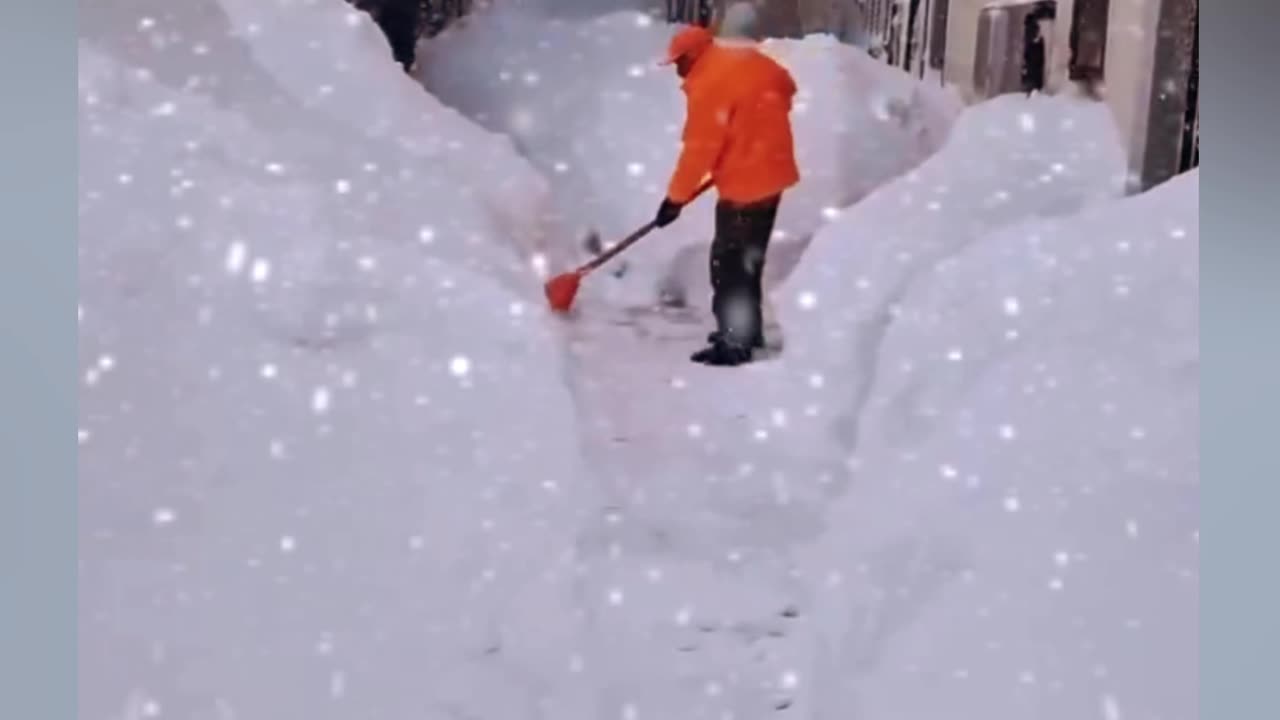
[544, 271, 583, 313]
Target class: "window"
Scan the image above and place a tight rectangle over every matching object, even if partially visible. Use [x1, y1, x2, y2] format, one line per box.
[667, 0, 715, 26]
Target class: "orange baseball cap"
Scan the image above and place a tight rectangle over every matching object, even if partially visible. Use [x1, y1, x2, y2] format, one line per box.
[660, 25, 714, 65]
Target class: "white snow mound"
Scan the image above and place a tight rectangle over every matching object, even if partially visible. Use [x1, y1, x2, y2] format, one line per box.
[796, 168, 1198, 720]
[78, 2, 596, 719]
[778, 93, 1128, 383]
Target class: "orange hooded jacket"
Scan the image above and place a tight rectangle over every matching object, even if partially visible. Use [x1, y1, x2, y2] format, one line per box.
[665, 29, 801, 206]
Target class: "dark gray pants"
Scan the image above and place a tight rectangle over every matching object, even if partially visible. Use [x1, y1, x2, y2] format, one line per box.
[710, 195, 781, 348]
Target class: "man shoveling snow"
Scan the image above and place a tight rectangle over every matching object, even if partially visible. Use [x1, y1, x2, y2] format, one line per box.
[654, 25, 801, 367]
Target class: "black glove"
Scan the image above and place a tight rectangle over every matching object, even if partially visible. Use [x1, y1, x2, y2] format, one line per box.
[654, 198, 683, 228]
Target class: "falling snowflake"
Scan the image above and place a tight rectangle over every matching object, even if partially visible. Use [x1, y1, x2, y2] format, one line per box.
[510, 108, 535, 133]
[1101, 695, 1123, 720]
[311, 387, 332, 414]
[152, 508, 177, 526]
[418, 226, 436, 244]
[449, 356, 471, 377]
[330, 670, 346, 699]
[335, 179, 352, 194]
[797, 291, 817, 310]
[1003, 496, 1021, 513]
[250, 258, 271, 283]
[674, 606, 693, 626]
[626, 162, 645, 177]
[280, 536, 297, 553]
[998, 424, 1017, 440]
[779, 670, 800, 690]
[1003, 297, 1021, 316]
[225, 242, 248, 274]
[260, 363, 278, 379]
[1018, 113, 1036, 132]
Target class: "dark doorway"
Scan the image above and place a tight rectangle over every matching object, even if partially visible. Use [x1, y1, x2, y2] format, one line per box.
[904, 0, 923, 75]
[1069, 0, 1109, 86]
[1177, 5, 1200, 173]
[1021, 1, 1056, 94]
[886, 2, 903, 66]
[1139, 0, 1198, 190]
[928, 0, 950, 73]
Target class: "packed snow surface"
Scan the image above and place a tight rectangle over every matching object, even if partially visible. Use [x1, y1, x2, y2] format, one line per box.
[79, 2, 1197, 720]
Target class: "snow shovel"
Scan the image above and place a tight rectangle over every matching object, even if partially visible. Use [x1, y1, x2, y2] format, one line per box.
[544, 180, 713, 314]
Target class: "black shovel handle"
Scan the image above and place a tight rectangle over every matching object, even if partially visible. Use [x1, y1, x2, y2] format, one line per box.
[575, 179, 714, 276]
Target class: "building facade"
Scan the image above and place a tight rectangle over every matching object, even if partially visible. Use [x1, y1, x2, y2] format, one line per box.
[671, 0, 1198, 192]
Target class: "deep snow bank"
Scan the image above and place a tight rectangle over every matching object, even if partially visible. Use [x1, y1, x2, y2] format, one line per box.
[800, 169, 1198, 720]
[777, 94, 1127, 393]
[80, 0, 556, 275]
[759, 95, 1192, 717]
[78, 2, 596, 718]
[417, 8, 961, 305]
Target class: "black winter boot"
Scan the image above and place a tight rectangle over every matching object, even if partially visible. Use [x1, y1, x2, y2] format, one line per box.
[690, 340, 754, 367]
